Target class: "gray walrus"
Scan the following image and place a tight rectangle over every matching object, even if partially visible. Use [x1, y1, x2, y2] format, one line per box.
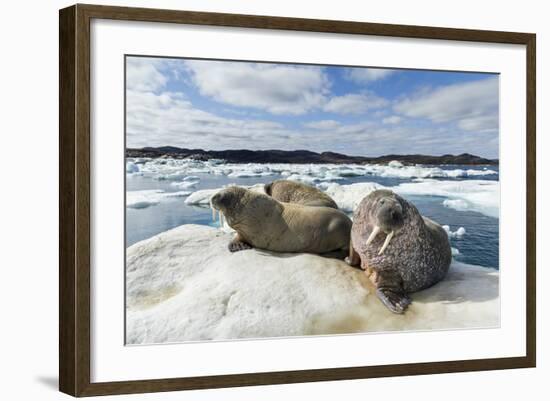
[264, 179, 339, 209]
[346, 189, 451, 314]
[210, 186, 351, 254]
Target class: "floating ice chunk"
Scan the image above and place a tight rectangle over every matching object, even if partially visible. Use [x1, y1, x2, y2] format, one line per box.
[126, 225, 499, 343]
[285, 174, 320, 185]
[442, 225, 466, 238]
[451, 247, 460, 256]
[388, 160, 403, 168]
[126, 161, 139, 173]
[126, 190, 163, 209]
[320, 182, 384, 212]
[227, 170, 272, 178]
[395, 179, 499, 218]
[171, 176, 200, 190]
[443, 199, 470, 211]
[126, 190, 191, 209]
[184, 189, 220, 205]
[455, 227, 466, 237]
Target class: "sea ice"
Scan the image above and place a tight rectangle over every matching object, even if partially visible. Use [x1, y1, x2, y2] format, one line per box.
[126, 189, 191, 209]
[184, 189, 219, 206]
[126, 161, 139, 174]
[125, 225, 499, 344]
[388, 160, 404, 168]
[394, 179, 499, 218]
[125, 158, 497, 183]
[442, 225, 466, 238]
[319, 182, 383, 212]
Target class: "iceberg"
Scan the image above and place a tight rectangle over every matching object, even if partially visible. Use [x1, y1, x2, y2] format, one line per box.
[126, 225, 499, 344]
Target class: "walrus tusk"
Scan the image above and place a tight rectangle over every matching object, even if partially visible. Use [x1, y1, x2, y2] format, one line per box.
[220, 211, 225, 228]
[210, 198, 216, 221]
[378, 231, 394, 255]
[366, 226, 381, 246]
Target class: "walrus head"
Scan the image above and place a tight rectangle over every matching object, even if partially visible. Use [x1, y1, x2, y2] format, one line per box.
[210, 186, 282, 229]
[364, 189, 405, 255]
[264, 182, 273, 196]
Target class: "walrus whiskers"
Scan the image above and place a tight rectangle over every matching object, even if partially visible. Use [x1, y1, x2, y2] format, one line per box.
[378, 230, 394, 255]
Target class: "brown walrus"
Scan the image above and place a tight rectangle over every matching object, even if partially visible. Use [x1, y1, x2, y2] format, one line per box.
[264, 179, 339, 209]
[346, 189, 451, 314]
[210, 186, 351, 254]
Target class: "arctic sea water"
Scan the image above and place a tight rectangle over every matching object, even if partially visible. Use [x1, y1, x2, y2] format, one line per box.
[126, 160, 499, 269]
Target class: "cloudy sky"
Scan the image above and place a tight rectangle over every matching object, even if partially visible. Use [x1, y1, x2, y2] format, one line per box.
[126, 56, 499, 158]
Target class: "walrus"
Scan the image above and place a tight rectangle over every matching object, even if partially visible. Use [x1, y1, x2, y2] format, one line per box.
[264, 179, 339, 209]
[346, 189, 451, 314]
[210, 186, 351, 254]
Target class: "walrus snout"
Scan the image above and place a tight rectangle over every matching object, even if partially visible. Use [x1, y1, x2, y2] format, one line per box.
[211, 190, 237, 211]
[377, 203, 404, 232]
[364, 198, 405, 255]
[210, 192, 224, 209]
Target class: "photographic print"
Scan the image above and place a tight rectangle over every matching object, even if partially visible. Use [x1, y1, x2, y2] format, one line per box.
[124, 56, 500, 345]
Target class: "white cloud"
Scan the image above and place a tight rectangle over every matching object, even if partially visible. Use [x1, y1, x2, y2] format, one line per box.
[126, 58, 168, 92]
[127, 88, 498, 157]
[184, 60, 330, 115]
[345, 68, 395, 83]
[124, 57, 498, 157]
[394, 77, 499, 132]
[323, 92, 389, 115]
[126, 89, 290, 149]
[382, 115, 402, 124]
[303, 120, 341, 130]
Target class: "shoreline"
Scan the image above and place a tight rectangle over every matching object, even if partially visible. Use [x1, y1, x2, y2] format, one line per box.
[126, 147, 499, 166]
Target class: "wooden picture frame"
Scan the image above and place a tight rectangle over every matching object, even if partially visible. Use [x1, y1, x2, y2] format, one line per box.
[59, 3, 536, 397]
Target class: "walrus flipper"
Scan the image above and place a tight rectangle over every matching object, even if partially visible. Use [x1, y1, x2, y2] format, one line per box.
[344, 241, 361, 267]
[228, 234, 253, 253]
[376, 288, 412, 314]
[372, 270, 411, 314]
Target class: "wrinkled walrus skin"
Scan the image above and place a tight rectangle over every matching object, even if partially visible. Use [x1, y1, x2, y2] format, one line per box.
[211, 186, 352, 255]
[347, 189, 452, 314]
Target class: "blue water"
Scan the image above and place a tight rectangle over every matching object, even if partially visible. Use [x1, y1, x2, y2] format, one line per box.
[126, 164, 499, 269]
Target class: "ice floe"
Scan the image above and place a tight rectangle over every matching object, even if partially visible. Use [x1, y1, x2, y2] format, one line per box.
[126, 225, 499, 344]
[319, 182, 384, 212]
[126, 189, 191, 209]
[126, 161, 139, 174]
[394, 179, 499, 218]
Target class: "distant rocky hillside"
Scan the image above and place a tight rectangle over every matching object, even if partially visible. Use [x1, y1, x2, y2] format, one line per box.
[126, 146, 498, 165]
